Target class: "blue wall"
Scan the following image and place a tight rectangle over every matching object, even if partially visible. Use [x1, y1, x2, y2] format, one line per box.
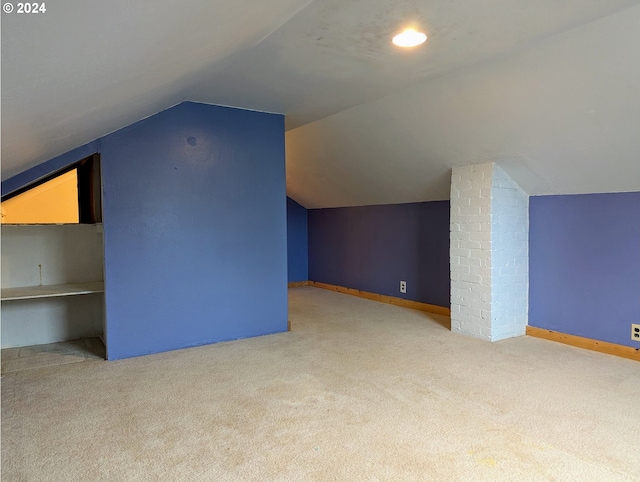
[3, 102, 288, 360]
[101, 102, 287, 359]
[308, 201, 450, 307]
[287, 197, 308, 282]
[530, 192, 640, 347]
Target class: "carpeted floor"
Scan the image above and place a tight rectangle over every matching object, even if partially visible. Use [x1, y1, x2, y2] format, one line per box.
[1, 337, 105, 374]
[2, 287, 639, 481]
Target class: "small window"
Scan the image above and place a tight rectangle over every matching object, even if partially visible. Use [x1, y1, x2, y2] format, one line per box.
[1, 169, 79, 224]
[1, 154, 102, 225]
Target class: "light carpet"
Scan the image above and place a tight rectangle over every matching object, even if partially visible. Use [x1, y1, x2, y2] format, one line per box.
[2, 287, 639, 481]
[1, 337, 105, 374]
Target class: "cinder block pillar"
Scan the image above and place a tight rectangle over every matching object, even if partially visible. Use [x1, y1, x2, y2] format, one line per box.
[450, 162, 529, 341]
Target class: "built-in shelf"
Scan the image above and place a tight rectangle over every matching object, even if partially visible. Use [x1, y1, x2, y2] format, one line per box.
[1, 282, 104, 301]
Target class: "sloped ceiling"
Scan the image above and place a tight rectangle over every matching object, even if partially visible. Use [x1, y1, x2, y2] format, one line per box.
[3, 0, 640, 207]
[1, 0, 313, 179]
[287, 4, 640, 207]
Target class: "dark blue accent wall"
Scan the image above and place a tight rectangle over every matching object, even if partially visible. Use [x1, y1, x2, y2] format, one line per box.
[287, 197, 308, 282]
[308, 201, 450, 307]
[530, 192, 640, 347]
[100, 102, 287, 359]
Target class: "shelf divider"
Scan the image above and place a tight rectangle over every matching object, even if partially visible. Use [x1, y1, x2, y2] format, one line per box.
[1, 282, 105, 301]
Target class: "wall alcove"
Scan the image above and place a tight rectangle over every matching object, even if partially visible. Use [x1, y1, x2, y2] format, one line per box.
[1, 155, 107, 366]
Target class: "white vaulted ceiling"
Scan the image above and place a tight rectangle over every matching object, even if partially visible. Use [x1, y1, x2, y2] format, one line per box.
[3, 0, 640, 206]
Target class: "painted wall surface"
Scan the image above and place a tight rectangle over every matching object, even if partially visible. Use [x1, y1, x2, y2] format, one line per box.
[1, 224, 104, 288]
[1, 296, 104, 348]
[2, 169, 79, 224]
[529, 192, 640, 347]
[287, 197, 308, 282]
[308, 201, 450, 307]
[1, 224, 105, 348]
[100, 102, 287, 359]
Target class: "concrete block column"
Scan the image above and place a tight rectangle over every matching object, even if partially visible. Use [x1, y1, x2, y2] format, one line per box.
[450, 162, 529, 341]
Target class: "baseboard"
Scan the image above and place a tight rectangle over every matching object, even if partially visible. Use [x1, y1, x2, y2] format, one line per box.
[306, 281, 450, 317]
[288, 281, 309, 288]
[526, 326, 640, 362]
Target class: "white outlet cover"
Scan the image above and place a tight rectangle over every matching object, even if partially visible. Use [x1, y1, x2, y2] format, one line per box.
[631, 324, 640, 342]
[400, 281, 406, 293]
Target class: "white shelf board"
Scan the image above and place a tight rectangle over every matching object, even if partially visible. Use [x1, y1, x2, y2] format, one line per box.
[1, 282, 104, 301]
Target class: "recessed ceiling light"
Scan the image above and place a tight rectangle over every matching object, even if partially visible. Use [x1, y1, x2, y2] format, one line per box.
[392, 29, 427, 48]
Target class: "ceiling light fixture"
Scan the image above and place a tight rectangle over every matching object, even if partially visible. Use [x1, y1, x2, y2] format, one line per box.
[392, 29, 427, 48]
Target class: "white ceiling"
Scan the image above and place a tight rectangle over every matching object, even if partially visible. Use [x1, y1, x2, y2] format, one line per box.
[3, 0, 640, 207]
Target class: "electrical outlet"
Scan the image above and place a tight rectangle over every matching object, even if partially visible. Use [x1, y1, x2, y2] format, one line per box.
[632, 324, 640, 342]
[400, 281, 406, 294]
